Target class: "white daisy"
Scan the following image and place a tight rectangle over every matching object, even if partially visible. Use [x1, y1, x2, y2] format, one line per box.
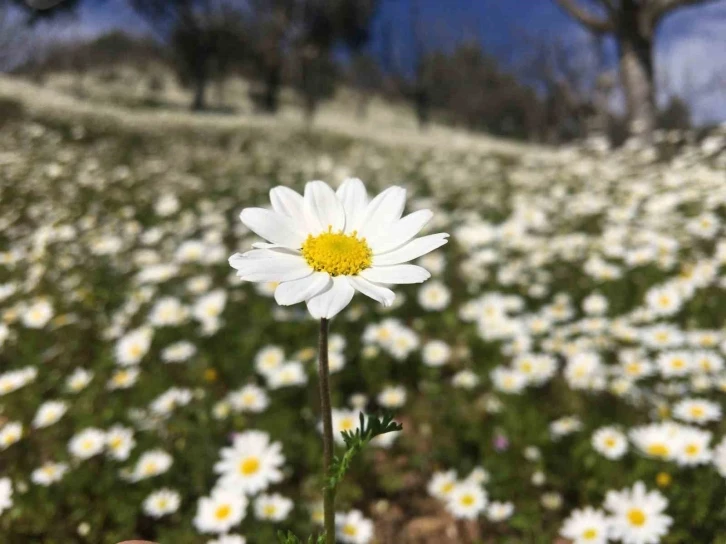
[335, 509, 374, 544]
[592, 426, 628, 460]
[0, 478, 12, 515]
[445, 481, 488, 519]
[68, 428, 106, 460]
[214, 430, 285, 495]
[31, 462, 69, 486]
[605, 481, 673, 544]
[253, 493, 294, 521]
[143, 488, 181, 518]
[193, 489, 248, 534]
[229, 179, 448, 319]
[560, 506, 609, 544]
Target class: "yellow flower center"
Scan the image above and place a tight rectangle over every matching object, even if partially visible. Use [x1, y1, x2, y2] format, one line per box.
[656, 472, 671, 487]
[301, 229, 372, 276]
[627, 508, 646, 527]
[685, 444, 699, 456]
[263, 504, 277, 517]
[583, 528, 598, 539]
[215, 505, 232, 520]
[441, 482, 455, 494]
[239, 457, 260, 476]
[460, 494, 475, 507]
[342, 524, 357, 536]
[690, 406, 705, 418]
[647, 443, 669, 458]
[340, 418, 355, 432]
[604, 437, 617, 448]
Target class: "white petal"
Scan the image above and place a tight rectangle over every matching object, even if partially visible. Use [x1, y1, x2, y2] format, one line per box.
[304, 180, 345, 235]
[360, 264, 430, 284]
[274, 272, 332, 306]
[306, 276, 355, 319]
[357, 186, 406, 240]
[229, 252, 312, 283]
[348, 276, 396, 307]
[373, 233, 449, 266]
[368, 209, 433, 253]
[336, 178, 368, 234]
[240, 208, 305, 249]
[270, 187, 307, 230]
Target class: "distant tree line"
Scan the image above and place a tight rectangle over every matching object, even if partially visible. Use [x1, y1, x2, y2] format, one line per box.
[5, 0, 719, 144]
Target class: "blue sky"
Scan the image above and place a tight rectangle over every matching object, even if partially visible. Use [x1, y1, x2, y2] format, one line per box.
[67, 0, 726, 123]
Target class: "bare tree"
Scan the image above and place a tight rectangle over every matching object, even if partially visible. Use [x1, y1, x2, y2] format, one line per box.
[553, 0, 721, 137]
[129, 0, 246, 111]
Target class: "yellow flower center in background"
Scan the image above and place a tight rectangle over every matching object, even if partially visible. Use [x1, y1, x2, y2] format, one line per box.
[627, 508, 646, 527]
[647, 443, 669, 458]
[460, 494, 475, 507]
[604, 437, 617, 448]
[215, 505, 232, 520]
[583, 528, 598, 539]
[342, 524, 357, 536]
[239, 457, 260, 476]
[263, 505, 277, 517]
[690, 406, 705, 418]
[302, 230, 372, 276]
[656, 472, 672, 487]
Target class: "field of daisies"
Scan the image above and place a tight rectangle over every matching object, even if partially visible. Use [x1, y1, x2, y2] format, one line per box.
[2, 98, 726, 544]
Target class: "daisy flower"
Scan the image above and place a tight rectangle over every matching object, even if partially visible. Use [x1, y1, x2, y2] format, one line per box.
[445, 481, 488, 519]
[605, 481, 673, 544]
[31, 462, 69, 486]
[335, 509, 374, 544]
[486, 501, 514, 522]
[143, 488, 181, 518]
[0, 478, 12, 515]
[592, 426, 628, 460]
[672, 398, 721, 425]
[253, 493, 294, 522]
[560, 506, 609, 544]
[214, 430, 285, 495]
[229, 179, 448, 319]
[193, 489, 248, 534]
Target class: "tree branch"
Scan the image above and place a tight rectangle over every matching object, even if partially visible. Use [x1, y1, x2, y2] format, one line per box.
[554, 0, 615, 33]
[649, 0, 723, 24]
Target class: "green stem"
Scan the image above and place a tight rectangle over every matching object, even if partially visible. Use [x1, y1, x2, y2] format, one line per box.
[317, 318, 336, 544]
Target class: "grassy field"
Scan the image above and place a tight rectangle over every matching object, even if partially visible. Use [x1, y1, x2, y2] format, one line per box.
[1, 76, 726, 544]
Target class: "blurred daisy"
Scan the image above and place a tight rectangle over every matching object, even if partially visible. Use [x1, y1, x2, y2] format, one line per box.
[31, 462, 69, 486]
[207, 536, 246, 544]
[672, 398, 721, 425]
[0, 422, 22, 450]
[106, 425, 136, 461]
[143, 488, 181, 518]
[253, 493, 293, 522]
[560, 506, 609, 544]
[193, 489, 247, 534]
[21, 299, 54, 328]
[68, 428, 106, 460]
[115, 327, 153, 366]
[336, 509, 374, 544]
[266, 361, 307, 389]
[422, 340, 451, 367]
[66, 368, 93, 393]
[127, 450, 173, 481]
[228, 384, 269, 413]
[446, 481, 487, 519]
[418, 281, 451, 311]
[377, 385, 406, 409]
[32, 400, 68, 429]
[0, 478, 12, 515]
[605, 481, 672, 544]
[592, 427, 628, 460]
[229, 179, 448, 319]
[427, 470, 458, 500]
[486, 501, 514, 522]
[674, 427, 712, 467]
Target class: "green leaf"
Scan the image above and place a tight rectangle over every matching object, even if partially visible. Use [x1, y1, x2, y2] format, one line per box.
[327, 412, 403, 492]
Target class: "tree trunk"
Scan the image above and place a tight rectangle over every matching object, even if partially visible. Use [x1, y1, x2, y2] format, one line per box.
[262, 65, 281, 113]
[191, 57, 208, 112]
[617, 7, 655, 137]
